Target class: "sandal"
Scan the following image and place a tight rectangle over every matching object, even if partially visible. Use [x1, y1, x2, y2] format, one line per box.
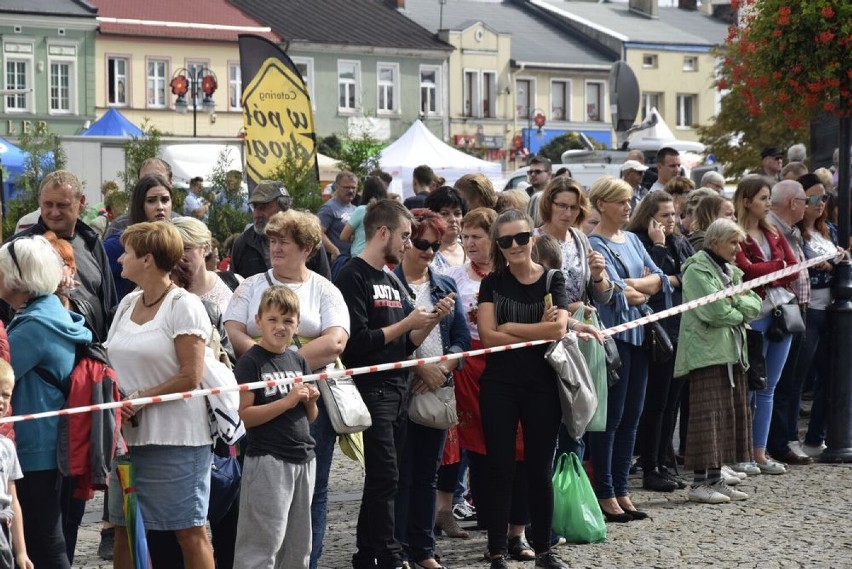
[507, 535, 535, 561]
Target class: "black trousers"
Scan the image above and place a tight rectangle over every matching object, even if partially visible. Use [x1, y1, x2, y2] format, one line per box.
[353, 383, 408, 569]
[480, 379, 561, 555]
[17, 469, 70, 569]
[467, 451, 529, 531]
[638, 351, 686, 471]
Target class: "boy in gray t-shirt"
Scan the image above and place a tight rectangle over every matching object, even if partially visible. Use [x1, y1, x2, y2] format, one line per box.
[0, 360, 32, 569]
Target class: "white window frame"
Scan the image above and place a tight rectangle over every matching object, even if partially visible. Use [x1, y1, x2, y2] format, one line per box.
[4, 41, 34, 113]
[550, 79, 571, 121]
[642, 92, 662, 120]
[106, 55, 129, 107]
[463, 69, 479, 118]
[584, 80, 605, 122]
[515, 77, 535, 119]
[47, 43, 77, 115]
[291, 56, 315, 109]
[337, 59, 361, 113]
[376, 62, 399, 115]
[419, 65, 440, 116]
[146, 58, 168, 109]
[683, 56, 698, 72]
[185, 59, 209, 109]
[482, 71, 497, 119]
[228, 61, 241, 111]
[642, 54, 658, 68]
[676, 94, 697, 128]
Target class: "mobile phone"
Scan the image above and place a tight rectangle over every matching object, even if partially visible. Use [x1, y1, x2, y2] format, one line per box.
[544, 293, 553, 310]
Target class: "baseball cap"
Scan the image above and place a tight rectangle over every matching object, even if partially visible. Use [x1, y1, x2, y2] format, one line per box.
[761, 147, 784, 159]
[249, 180, 290, 205]
[621, 160, 649, 173]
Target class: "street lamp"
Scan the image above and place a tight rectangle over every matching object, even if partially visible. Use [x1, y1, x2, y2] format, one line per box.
[527, 108, 547, 156]
[170, 67, 218, 137]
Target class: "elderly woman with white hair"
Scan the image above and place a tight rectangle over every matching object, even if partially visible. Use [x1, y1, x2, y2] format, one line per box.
[700, 171, 726, 193]
[0, 236, 92, 568]
[171, 216, 242, 314]
[675, 219, 761, 504]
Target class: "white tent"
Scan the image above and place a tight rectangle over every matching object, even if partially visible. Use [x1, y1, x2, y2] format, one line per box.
[379, 120, 503, 199]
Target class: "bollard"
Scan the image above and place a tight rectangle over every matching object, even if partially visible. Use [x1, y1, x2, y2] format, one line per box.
[823, 260, 852, 462]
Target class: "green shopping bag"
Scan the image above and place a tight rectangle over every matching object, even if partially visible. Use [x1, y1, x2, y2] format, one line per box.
[572, 308, 607, 432]
[552, 452, 606, 544]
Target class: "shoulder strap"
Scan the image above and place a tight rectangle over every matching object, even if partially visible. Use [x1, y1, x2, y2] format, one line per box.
[384, 268, 415, 307]
[545, 269, 557, 291]
[264, 271, 274, 287]
[590, 236, 629, 278]
[217, 271, 240, 292]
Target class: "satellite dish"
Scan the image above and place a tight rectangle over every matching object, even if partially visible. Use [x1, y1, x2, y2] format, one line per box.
[609, 61, 640, 148]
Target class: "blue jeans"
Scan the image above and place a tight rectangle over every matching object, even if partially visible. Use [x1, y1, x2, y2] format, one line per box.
[588, 340, 648, 499]
[749, 314, 793, 450]
[309, 404, 336, 569]
[800, 308, 830, 446]
[555, 423, 585, 462]
[395, 420, 446, 563]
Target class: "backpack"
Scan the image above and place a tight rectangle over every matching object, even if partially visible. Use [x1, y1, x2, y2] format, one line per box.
[36, 342, 123, 501]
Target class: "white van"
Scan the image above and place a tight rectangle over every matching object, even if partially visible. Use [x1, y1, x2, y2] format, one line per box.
[504, 163, 622, 191]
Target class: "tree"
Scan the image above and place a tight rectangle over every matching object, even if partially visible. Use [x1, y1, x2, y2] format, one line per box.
[333, 126, 382, 179]
[207, 147, 252, 245]
[3, 127, 67, 238]
[119, 119, 163, 191]
[702, 0, 851, 177]
[267, 145, 323, 213]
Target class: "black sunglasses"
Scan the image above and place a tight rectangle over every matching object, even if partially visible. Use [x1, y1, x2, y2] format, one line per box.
[411, 238, 441, 252]
[7, 240, 22, 276]
[496, 231, 532, 249]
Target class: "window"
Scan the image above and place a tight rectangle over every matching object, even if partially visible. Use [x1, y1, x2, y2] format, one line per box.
[228, 63, 241, 111]
[186, 60, 208, 108]
[642, 92, 662, 120]
[482, 71, 496, 118]
[420, 66, 439, 115]
[107, 57, 128, 106]
[338, 60, 360, 112]
[463, 71, 479, 118]
[291, 57, 315, 106]
[683, 56, 698, 72]
[516, 79, 532, 118]
[642, 54, 658, 68]
[49, 62, 71, 112]
[377, 63, 398, 113]
[5, 60, 30, 111]
[676, 94, 697, 127]
[147, 59, 167, 108]
[550, 80, 570, 121]
[585, 81, 604, 122]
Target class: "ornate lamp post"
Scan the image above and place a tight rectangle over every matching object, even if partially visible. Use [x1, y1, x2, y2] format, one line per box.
[527, 109, 546, 156]
[170, 67, 218, 138]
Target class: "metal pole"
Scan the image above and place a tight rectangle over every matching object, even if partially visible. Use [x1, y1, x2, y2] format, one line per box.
[823, 112, 852, 462]
[192, 72, 198, 138]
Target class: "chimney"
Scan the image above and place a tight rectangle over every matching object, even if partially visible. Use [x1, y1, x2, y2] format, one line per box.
[628, 0, 658, 19]
[386, 0, 405, 9]
[679, 0, 698, 10]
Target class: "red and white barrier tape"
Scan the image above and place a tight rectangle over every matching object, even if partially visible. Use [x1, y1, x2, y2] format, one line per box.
[0, 251, 837, 425]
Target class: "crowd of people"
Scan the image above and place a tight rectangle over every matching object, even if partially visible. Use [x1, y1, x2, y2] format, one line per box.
[0, 144, 844, 569]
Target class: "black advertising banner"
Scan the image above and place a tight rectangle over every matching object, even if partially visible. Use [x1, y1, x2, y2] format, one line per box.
[238, 34, 317, 189]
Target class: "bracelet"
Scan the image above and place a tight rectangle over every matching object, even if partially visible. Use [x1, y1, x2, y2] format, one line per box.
[568, 320, 577, 331]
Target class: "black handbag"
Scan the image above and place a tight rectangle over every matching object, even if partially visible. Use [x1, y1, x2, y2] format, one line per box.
[603, 337, 622, 387]
[639, 305, 674, 363]
[773, 302, 806, 334]
[746, 328, 767, 391]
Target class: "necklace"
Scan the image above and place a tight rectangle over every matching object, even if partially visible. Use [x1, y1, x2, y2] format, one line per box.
[470, 260, 490, 279]
[142, 283, 173, 308]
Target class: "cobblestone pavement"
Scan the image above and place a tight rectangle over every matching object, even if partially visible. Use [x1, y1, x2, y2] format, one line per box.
[73, 430, 852, 568]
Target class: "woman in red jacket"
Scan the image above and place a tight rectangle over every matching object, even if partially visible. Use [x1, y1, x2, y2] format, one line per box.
[733, 175, 798, 476]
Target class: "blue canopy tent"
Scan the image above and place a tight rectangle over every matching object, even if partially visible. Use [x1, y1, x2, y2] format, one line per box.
[81, 108, 143, 137]
[0, 136, 30, 208]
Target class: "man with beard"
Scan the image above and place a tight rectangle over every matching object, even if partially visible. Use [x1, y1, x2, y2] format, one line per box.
[318, 171, 358, 264]
[230, 180, 331, 279]
[334, 199, 453, 569]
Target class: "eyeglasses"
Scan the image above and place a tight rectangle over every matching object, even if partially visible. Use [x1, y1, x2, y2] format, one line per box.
[528, 169, 547, 175]
[552, 201, 580, 212]
[496, 231, 532, 249]
[411, 238, 441, 252]
[7, 240, 22, 276]
[805, 194, 829, 205]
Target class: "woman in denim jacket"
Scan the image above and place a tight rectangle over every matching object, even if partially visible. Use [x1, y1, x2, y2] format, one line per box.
[392, 209, 471, 569]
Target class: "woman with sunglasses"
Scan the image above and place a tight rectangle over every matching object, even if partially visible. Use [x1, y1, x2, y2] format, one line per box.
[624, 192, 694, 492]
[478, 208, 602, 569]
[425, 186, 468, 272]
[392, 209, 470, 569]
[793, 174, 842, 459]
[586, 176, 671, 522]
[0, 236, 91, 568]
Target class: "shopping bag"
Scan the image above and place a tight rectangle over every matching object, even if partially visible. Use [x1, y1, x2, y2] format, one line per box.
[552, 452, 607, 544]
[572, 308, 608, 432]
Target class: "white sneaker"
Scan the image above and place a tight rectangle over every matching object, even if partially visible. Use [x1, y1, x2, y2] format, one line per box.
[731, 461, 761, 475]
[722, 465, 747, 480]
[757, 458, 787, 475]
[720, 466, 741, 486]
[788, 441, 808, 458]
[801, 442, 827, 458]
[687, 483, 731, 504]
[710, 479, 749, 501]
